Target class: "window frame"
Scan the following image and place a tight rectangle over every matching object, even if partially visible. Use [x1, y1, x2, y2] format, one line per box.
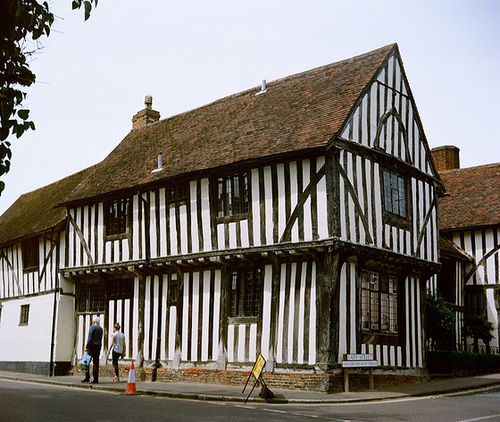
[22, 238, 39, 273]
[381, 168, 410, 229]
[361, 270, 399, 336]
[19, 304, 30, 326]
[77, 283, 106, 314]
[215, 171, 250, 221]
[228, 267, 263, 322]
[108, 278, 134, 301]
[167, 182, 189, 208]
[104, 196, 131, 239]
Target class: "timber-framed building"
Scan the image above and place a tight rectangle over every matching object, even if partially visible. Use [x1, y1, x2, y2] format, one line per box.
[0, 44, 443, 390]
[430, 146, 500, 354]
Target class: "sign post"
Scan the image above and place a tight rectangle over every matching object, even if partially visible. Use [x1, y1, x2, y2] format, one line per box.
[341, 354, 378, 392]
[242, 353, 274, 402]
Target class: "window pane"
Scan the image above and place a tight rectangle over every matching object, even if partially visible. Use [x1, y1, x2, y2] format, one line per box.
[226, 177, 232, 216]
[242, 173, 249, 213]
[370, 292, 379, 330]
[230, 272, 238, 317]
[398, 178, 406, 218]
[383, 171, 392, 212]
[217, 178, 224, 217]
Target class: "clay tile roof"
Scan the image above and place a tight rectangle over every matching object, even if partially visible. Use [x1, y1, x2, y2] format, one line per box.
[438, 162, 500, 231]
[63, 44, 396, 204]
[0, 166, 95, 246]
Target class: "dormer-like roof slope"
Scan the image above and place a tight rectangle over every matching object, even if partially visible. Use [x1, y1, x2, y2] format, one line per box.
[439, 236, 473, 262]
[439, 163, 500, 231]
[64, 44, 397, 204]
[0, 166, 94, 246]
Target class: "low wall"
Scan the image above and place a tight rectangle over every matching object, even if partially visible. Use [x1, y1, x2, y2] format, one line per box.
[73, 363, 428, 393]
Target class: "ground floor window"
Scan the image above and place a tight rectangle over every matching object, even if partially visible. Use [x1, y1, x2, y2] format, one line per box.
[77, 279, 133, 313]
[19, 304, 29, 326]
[77, 284, 106, 313]
[361, 270, 398, 334]
[229, 267, 262, 318]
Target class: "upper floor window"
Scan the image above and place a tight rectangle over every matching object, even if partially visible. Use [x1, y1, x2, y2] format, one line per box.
[105, 197, 130, 237]
[382, 169, 407, 219]
[167, 182, 189, 206]
[22, 238, 39, 272]
[361, 270, 398, 334]
[217, 172, 249, 218]
[230, 267, 262, 319]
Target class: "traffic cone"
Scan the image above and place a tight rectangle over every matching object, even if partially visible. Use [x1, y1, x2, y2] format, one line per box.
[124, 361, 137, 394]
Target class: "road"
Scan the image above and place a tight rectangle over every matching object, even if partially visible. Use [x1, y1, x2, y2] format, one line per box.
[1, 379, 500, 421]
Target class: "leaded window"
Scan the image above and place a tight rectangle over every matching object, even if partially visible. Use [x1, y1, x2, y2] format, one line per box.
[168, 182, 189, 206]
[217, 172, 249, 218]
[22, 238, 39, 272]
[229, 267, 262, 318]
[77, 284, 106, 313]
[108, 278, 133, 300]
[383, 169, 407, 218]
[105, 197, 130, 237]
[361, 270, 398, 334]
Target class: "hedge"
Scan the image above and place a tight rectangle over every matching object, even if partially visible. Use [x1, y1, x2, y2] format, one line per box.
[428, 351, 500, 374]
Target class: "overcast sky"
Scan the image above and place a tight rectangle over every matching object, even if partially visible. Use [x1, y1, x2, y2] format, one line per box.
[1, 0, 499, 215]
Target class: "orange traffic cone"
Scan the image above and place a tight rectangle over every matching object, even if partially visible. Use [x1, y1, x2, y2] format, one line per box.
[124, 361, 137, 394]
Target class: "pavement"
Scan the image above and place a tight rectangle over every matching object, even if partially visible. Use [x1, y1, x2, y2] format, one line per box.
[1, 370, 500, 404]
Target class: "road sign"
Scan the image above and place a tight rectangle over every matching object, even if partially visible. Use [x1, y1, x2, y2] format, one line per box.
[342, 360, 378, 368]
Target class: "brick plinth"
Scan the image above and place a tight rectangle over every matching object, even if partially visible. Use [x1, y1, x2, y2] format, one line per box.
[71, 364, 427, 393]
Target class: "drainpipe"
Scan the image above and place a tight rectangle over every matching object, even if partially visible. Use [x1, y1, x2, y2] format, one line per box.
[49, 231, 60, 376]
[152, 275, 163, 381]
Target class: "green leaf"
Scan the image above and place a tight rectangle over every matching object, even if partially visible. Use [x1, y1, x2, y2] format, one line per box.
[84, 1, 92, 20]
[72, 1, 81, 10]
[18, 109, 30, 120]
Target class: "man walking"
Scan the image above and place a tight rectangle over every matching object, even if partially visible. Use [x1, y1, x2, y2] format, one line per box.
[82, 315, 103, 384]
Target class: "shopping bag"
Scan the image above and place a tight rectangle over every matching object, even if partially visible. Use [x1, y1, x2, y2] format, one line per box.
[80, 352, 91, 371]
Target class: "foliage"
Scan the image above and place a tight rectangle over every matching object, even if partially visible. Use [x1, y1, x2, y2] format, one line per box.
[71, 0, 99, 21]
[425, 291, 456, 350]
[428, 350, 500, 374]
[0, 0, 98, 195]
[464, 314, 494, 353]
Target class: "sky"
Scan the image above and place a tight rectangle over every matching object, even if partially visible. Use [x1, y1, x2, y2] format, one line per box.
[1, 0, 499, 215]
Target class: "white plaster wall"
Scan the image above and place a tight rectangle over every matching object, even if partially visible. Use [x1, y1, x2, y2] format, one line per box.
[0, 294, 54, 362]
[54, 295, 75, 361]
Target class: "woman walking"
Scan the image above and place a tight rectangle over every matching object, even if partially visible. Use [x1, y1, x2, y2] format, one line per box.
[107, 322, 126, 382]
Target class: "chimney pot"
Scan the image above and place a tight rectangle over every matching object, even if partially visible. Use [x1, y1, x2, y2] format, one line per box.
[132, 95, 160, 129]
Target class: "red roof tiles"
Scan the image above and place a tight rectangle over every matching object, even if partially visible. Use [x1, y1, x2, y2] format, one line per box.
[0, 166, 95, 245]
[439, 163, 500, 231]
[63, 44, 396, 204]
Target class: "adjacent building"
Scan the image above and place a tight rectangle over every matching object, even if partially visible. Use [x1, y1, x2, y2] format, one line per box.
[431, 146, 500, 353]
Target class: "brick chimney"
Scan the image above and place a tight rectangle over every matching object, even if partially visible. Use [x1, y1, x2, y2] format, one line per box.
[431, 146, 460, 171]
[132, 95, 160, 129]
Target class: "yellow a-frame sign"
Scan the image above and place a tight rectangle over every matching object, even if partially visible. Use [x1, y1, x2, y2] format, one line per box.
[242, 353, 274, 403]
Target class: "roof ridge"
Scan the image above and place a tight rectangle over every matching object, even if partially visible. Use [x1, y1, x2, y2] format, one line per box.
[439, 161, 500, 173]
[158, 44, 397, 124]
